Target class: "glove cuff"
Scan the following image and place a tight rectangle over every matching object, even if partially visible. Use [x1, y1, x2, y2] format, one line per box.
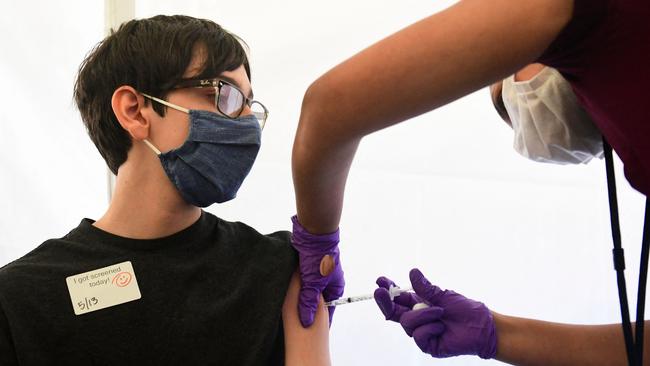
[291, 215, 340, 252]
[478, 311, 498, 359]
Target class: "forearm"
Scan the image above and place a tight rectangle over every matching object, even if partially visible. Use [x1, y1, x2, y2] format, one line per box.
[494, 312, 648, 366]
[292, 104, 359, 233]
[292, 0, 573, 233]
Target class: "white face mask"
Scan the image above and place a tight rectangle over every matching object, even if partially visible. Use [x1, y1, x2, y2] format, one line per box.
[502, 66, 603, 165]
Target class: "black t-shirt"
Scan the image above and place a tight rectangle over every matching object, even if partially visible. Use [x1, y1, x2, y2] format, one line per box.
[0, 211, 297, 365]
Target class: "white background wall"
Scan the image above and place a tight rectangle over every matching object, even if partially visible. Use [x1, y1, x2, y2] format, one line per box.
[1, 1, 647, 365]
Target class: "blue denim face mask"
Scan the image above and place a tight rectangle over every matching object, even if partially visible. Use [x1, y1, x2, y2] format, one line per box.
[142, 94, 261, 207]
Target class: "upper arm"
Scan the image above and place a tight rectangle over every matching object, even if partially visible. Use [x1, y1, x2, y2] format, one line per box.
[282, 271, 331, 366]
[292, 0, 574, 231]
[298, 0, 574, 140]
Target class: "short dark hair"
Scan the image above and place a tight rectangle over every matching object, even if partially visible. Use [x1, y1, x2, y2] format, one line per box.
[74, 15, 251, 174]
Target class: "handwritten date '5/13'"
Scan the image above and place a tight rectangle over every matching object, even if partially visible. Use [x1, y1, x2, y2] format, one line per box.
[77, 297, 99, 311]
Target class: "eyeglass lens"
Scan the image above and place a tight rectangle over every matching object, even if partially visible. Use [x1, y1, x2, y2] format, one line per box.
[217, 83, 245, 117]
[250, 102, 267, 129]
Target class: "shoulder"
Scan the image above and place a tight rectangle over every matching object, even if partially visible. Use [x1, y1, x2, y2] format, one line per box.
[537, 0, 621, 70]
[208, 213, 297, 262]
[208, 215, 299, 306]
[212, 214, 291, 246]
[0, 221, 90, 298]
[0, 238, 59, 280]
[0, 239, 68, 323]
[0, 237, 68, 294]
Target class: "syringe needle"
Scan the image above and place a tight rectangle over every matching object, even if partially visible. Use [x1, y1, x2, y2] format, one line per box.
[325, 286, 413, 307]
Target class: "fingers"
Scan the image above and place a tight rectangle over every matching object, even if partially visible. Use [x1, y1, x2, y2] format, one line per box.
[298, 286, 321, 327]
[322, 274, 344, 327]
[322, 283, 344, 303]
[322, 266, 345, 303]
[412, 322, 445, 355]
[296, 254, 344, 327]
[393, 291, 420, 309]
[376, 276, 396, 290]
[301, 280, 341, 328]
[376, 276, 420, 307]
[400, 306, 444, 337]
[374, 287, 397, 320]
[290, 214, 344, 328]
[375, 287, 417, 322]
[409, 268, 444, 304]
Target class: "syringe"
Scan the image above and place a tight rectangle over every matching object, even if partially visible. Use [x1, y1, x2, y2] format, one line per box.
[325, 286, 413, 307]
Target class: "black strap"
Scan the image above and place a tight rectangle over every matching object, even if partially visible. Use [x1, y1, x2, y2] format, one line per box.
[635, 198, 650, 365]
[603, 138, 650, 366]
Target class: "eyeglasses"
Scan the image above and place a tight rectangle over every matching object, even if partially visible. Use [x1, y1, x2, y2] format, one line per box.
[173, 78, 269, 129]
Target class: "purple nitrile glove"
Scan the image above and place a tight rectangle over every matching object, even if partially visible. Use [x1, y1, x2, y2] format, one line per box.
[374, 276, 427, 322]
[374, 269, 497, 359]
[291, 215, 345, 327]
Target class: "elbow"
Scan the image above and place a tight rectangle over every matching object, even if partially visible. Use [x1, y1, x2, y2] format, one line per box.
[292, 77, 332, 162]
[295, 75, 359, 153]
[297, 78, 329, 139]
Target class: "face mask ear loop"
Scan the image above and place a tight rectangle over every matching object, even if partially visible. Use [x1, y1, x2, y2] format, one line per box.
[141, 93, 190, 114]
[143, 139, 162, 155]
[139, 93, 188, 156]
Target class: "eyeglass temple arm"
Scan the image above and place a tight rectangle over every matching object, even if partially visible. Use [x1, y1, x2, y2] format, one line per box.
[141, 93, 190, 114]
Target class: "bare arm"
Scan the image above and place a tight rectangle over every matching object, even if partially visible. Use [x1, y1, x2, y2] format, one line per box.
[494, 312, 650, 365]
[282, 271, 331, 365]
[292, 0, 574, 233]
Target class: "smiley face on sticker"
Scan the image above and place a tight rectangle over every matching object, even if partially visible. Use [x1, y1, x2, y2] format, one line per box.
[112, 272, 133, 287]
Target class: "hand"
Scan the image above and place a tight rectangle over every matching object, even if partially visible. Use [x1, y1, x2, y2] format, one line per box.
[374, 276, 426, 322]
[291, 215, 345, 327]
[374, 268, 497, 359]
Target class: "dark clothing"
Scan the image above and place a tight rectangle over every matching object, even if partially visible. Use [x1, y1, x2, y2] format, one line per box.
[538, 0, 650, 196]
[0, 211, 297, 365]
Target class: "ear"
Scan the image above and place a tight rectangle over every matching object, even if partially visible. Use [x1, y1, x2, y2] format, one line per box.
[111, 85, 150, 141]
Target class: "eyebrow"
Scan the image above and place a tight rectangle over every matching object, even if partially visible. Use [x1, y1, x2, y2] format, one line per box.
[218, 75, 254, 99]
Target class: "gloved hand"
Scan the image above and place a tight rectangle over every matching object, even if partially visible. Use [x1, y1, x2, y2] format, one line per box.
[374, 268, 497, 359]
[374, 276, 426, 322]
[291, 215, 345, 327]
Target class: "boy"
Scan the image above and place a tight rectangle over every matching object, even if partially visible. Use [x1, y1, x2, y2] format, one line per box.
[0, 15, 329, 365]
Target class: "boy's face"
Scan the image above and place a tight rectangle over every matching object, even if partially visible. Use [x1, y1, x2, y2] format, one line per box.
[145, 48, 254, 153]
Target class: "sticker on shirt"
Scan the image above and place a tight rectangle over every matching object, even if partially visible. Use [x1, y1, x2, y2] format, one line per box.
[66, 261, 141, 315]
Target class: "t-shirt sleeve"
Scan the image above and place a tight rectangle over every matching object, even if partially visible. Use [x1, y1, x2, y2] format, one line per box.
[266, 230, 298, 271]
[0, 302, 19, 366]
[536, 0, 610, 73]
